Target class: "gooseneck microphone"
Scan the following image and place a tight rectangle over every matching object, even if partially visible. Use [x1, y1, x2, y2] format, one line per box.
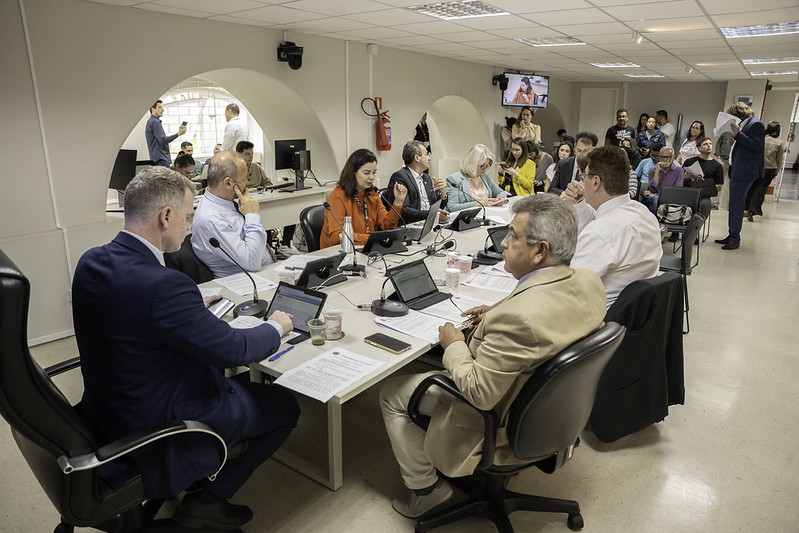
[426, 239, 455, 256]
[209, 237, 268, 318]
[457, 183, 493, 226]
[323, 202, 366, 277]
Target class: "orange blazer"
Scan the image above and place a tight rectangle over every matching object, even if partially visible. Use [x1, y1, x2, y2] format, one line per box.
[320, 186, 403, 249]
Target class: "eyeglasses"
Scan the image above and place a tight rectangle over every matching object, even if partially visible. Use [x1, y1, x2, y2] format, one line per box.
[659, 155, 674, 160]
[479, 162, 492, 170]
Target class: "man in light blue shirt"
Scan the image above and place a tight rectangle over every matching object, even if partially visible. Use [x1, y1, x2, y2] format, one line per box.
[145, 99, 186, 167]
[191, 151, 275, 278]
[634, 142, 663, 201]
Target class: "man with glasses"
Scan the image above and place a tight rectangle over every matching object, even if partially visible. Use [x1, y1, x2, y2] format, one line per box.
[563, 146, 662, 307]
[643, 147, 684, 214]
[634, 142, 663, 202]
[604, 108, 636, 147]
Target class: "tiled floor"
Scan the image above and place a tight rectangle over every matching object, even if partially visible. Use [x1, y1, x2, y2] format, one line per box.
[2, 171, 798, 532]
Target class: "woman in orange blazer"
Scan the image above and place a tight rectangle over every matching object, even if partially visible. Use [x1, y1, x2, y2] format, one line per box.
[320, 148, 408, 249]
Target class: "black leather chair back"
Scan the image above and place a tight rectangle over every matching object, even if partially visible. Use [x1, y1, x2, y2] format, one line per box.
[0, 249, 143, 526]
[164, 234, 214, 284]
[507, 322, 625, 463]
[591, 272, 684, 442]
[681, 214, 704, 274]
[658, 185, 701, 214]
[300, 205, 326, 252]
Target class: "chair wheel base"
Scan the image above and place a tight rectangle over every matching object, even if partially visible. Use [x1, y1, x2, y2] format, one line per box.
[567, 513, 584, 530]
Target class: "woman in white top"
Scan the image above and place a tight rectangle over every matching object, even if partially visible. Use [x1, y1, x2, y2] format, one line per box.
[511, 106, 542, 147]
[677, 120, 704, 164]
[546, 141, 574, 182]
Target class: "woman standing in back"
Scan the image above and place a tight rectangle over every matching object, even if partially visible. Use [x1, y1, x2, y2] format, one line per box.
[511, 106, 542, 148]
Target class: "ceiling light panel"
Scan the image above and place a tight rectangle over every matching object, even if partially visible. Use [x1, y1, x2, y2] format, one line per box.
[742, 57, 799, 64]
[408, 1, 508, 20]
[721, 21, 799, 38]
[623, 73, 665, 78]
[749, 70, 799, 75]
[515, 36, 586, 47]
[590, 62, 641, 68]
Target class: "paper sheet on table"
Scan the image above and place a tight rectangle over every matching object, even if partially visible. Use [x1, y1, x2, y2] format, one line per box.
[375, 309, 452, 344]
[683, 161, 704, 177]
[214, 272, 277, 296]
[199, 287, 222, 298]
[461, 273, 517, 293]
[482, 261, 514, 278]
[273, 348, 385, 403]
[273, 254, 317, 273]
[420, 294, 496, 323]
[713, 112, 740, 137]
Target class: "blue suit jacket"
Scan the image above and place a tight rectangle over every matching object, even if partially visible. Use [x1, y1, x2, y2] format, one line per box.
[72, 232, 281, 498]
[385, 167, 447, 223]
[729, 117, 765, 182]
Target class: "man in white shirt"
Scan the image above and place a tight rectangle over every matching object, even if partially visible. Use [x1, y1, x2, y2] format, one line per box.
[563, 146, 662, 308]
[221, 103, 248, 152]
[655, 109, 676, 149]
[191, 151, 276, 278]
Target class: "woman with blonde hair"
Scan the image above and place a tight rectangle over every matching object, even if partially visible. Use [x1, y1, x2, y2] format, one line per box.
[446, 144, 509, 211]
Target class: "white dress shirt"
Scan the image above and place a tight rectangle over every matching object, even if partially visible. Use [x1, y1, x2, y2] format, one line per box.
[409, 167, 430, 211]
[190, 190, 274, 278]
[222, 116, 247, 152]
[571, 195, 663, 308]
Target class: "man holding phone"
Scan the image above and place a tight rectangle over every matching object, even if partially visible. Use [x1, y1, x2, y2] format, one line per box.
[379, 194, 606, 519]
[144, 99, 187, 167]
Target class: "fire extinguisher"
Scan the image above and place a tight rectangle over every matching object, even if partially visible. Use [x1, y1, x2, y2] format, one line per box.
[361, 97, 391, 151]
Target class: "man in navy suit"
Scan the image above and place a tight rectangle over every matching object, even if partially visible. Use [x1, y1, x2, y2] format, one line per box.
[548, 131, 598, 195]
[72, 166, 300, 530]
[715, 102, 765, 250]
[384, 140, 448, 223]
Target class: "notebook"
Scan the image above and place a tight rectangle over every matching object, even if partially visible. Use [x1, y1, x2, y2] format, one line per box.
[404, 199, 442, 242]
[386, 258, 451, 311]
[265, 282, 327, 344]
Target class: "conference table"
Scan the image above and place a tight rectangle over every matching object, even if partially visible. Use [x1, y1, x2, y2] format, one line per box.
[204, 201, 517, 491]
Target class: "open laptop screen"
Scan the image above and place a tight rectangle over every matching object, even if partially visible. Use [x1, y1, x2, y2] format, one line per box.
[389, 259, 438, 303]
[266, 282, 327, 334]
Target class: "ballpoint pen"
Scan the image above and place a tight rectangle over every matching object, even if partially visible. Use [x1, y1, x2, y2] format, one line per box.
[268, 345, 294, 362]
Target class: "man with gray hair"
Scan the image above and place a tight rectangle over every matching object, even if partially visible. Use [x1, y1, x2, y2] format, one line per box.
[221, 103, 247, 152]
[72, 166, 299, 530]
[562, 145, 662, 307]
[191, 151, 276, 277]
[379, 194, 606, 519]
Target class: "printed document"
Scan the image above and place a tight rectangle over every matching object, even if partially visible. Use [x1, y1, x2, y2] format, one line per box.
[214, 272, 277, 296]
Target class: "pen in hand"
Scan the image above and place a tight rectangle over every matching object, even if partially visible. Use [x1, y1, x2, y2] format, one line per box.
[268, 345, 294, 362]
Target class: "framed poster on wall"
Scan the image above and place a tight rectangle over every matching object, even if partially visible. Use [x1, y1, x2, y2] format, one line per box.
[735, 95, 754, 107]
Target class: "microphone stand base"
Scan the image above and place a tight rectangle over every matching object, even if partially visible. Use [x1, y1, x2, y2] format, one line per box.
[233, 299, 269, 319]
[371, 299, 410, 317]
[341, 264, 367, 277]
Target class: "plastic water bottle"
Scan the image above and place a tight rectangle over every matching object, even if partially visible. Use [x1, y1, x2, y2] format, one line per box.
[341, 216, 354, 254]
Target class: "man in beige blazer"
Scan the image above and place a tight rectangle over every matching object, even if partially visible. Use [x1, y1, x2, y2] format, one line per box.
[380, 194, 606, 519]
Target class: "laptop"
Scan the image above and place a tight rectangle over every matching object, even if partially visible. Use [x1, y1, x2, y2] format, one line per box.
[295, 253, 347, 289]
[403, 199, 442, 243]
[386, 258, 451, 311]
[358, 228, 408, 255]
[446, 207, 481, 231]
[265, 282, 328, 344]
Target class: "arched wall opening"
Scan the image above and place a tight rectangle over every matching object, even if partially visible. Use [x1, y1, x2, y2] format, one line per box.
[118, 68, 339, 201]
[425, 95, 492, 179]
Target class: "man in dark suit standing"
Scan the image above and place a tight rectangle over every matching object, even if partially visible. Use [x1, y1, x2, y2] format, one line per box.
[384, 140, 448, 223]
[548, 131, 598, 195]
[72, 166, 300, 530]
[714, 102, 765, 250]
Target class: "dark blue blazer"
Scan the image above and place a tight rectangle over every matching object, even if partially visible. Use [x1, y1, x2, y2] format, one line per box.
[72, 232, 281, 498]
[548, 156, 576, 195]
[729, 117, 765, 182]
[385, 167, 447, 223]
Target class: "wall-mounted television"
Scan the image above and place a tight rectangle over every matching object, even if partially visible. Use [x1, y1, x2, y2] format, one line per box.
[501, 73, 549, 109]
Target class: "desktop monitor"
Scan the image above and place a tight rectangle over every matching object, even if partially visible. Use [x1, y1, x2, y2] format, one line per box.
[501, 73, 549, 109]
[274, 139, 307, 170]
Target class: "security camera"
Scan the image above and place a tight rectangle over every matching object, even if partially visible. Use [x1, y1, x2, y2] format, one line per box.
[492, 74, 509, 92]
[277, 41, 304, 70]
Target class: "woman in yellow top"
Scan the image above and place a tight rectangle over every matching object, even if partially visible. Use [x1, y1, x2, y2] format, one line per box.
[511, 106, 542, 147]
[498, 137, 536, 196]
[510, 76, 535, 105]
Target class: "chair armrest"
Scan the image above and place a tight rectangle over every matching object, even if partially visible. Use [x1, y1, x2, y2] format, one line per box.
[57, 420, 228, 481]
[44, 356, 81, 377]
[407, 374, 498, 471]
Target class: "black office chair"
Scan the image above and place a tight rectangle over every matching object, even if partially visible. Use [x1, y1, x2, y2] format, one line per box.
[659, 214, 703, 334]
[0, 249, 227, 533]
[408, 322, 626, 532]
[299, 205, 326, 253]
[590, 272, 685, 443]
[657, 186, 701, 254]
[164, 234, 214, 284]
